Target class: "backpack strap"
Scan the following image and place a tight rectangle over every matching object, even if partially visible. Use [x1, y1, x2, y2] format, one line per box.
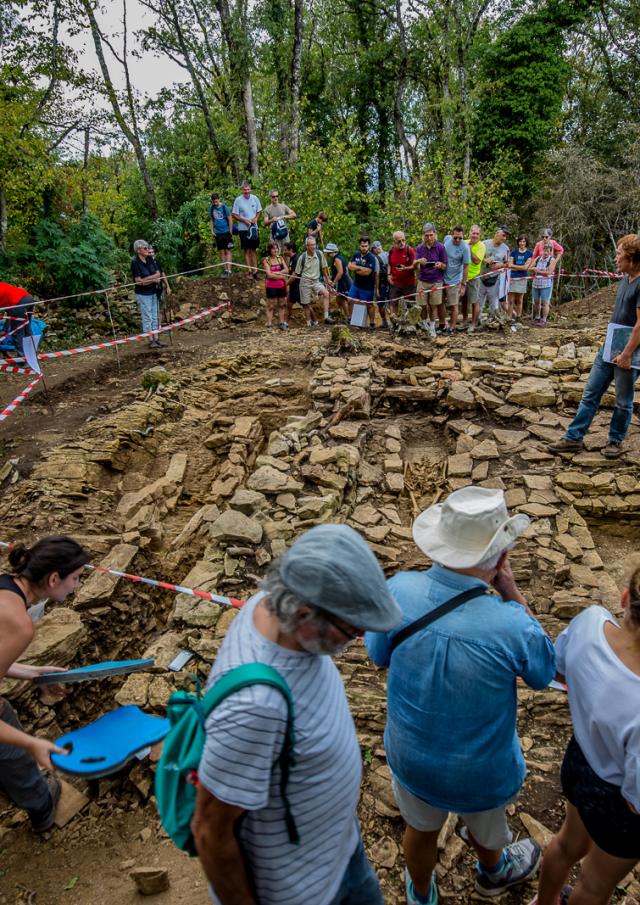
[200, 663, 299, 845]
[390, 587, 487, 655]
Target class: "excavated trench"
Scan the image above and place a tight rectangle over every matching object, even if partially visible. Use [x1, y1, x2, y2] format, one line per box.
[1, 310, 639, 904]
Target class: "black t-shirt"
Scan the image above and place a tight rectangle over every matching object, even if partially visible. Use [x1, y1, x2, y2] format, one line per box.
[289, 254, 300, 303]
[306, 219, 320, 234]
[131, 256, 160, 296]
[350, 251, 377, 291]
[611, 275, 640, 328]
[331, 254, 352, 293]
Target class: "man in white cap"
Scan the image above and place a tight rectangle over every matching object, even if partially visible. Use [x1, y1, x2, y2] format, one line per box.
[366, 486, 555, 904]
[193, 524, 402, 905]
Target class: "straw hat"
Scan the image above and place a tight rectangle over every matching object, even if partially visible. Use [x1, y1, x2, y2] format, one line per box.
[412, 486, 530, 569]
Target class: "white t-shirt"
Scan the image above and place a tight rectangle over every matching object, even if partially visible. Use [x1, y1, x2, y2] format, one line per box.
[555, 605, 640, 809]
[199, 593, 361, 905]
[232, 194, 262, 232]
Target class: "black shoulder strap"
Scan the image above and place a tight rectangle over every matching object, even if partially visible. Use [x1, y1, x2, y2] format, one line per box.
[390, 587, 486, 655]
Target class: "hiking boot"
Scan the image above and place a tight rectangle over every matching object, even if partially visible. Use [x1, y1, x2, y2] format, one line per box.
[603, 442, 623, 459]
[547, 437, 583, 454]
[405, 868, 438, 905]
[33, 776, 62, 833]
[324, 316, 334, 325]
[475, 838, 541, 898]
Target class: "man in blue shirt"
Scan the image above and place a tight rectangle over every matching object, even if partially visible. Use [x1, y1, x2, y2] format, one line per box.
[366, 486, 555, 904]
[347, 236, 377, 327]
[443, 226, 471, 334]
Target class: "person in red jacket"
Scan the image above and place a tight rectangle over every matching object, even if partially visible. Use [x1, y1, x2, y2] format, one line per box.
[0, 282, 36, 358]
[388, 231, 417, 316]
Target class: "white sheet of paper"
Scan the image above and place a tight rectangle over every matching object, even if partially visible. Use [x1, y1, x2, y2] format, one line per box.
[22, 332, 42, 375]
[350, 304, 368, 328]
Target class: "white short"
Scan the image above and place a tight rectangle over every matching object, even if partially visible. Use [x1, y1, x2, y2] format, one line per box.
[300, 281, 325, 306]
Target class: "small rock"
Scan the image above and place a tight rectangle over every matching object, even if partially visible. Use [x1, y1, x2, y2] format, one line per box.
[130, 867, 170, 895]
[209, 509, 263, 545]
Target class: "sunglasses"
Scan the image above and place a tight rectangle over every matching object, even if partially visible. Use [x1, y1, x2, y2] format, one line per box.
[317, 608, 362, 640]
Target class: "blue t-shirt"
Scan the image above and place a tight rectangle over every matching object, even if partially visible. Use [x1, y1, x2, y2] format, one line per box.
[510, 247, 532, 280]
[365, 565, 555, 812]
[443, 235, 471, 284]
[209, 203, 231, 235]
[350, 251, 377, 291]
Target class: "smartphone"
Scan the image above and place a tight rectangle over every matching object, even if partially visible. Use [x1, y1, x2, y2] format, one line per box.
[168, 649, 195, 671]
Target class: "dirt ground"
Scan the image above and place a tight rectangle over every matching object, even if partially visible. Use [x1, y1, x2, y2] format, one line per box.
[0, 275, 638, 905]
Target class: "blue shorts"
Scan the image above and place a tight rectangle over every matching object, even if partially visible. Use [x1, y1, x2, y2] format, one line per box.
[532, 286, 552, 303]
[348, 285, 374, 304]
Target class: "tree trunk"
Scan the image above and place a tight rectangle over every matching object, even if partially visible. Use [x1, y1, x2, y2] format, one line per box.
[242, 77, 259, 177]
[80, 0, 159, 220]
[288, 0, 304, 165]
[0, 184, 7, 251]
[82, 126, 90, 213]
[393, 0, 419, 178]
[214, 0, 259, 177]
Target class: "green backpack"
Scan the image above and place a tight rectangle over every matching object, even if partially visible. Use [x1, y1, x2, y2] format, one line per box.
[155, 662, 299, 855]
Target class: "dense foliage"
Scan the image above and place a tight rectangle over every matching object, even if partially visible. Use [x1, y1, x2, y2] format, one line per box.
[0, 0, 637, 296]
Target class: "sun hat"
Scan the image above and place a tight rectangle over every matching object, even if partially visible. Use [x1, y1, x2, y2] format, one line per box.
[371, 241, 383, 250]
[280, 524, 402, 632]
[412, 486, 530, 569]
[324, 243, 339, 253]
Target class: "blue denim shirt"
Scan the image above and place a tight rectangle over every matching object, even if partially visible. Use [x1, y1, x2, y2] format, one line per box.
[365, 565, 556, 813]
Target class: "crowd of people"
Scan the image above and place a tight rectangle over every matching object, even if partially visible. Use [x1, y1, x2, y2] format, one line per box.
[206, 183, 567, 335]
[2, 489, 639, 905]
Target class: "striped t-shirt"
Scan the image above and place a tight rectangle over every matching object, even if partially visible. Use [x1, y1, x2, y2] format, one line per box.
[199, 593, 362, 905]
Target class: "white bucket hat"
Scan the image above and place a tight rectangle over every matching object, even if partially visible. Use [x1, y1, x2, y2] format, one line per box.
[412, 486, 530, 569]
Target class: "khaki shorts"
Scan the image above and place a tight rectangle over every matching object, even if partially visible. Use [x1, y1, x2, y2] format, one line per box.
[445, 283, 461, 307]
[465, 279, 481, 304]
[299, 281, 325, 306]
[417, 280, 443, 307]
[391, 774, 515, 850]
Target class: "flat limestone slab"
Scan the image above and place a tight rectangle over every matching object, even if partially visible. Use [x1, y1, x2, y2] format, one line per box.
[54, 780, 89, 828]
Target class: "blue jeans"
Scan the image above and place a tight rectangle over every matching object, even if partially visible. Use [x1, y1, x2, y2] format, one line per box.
[0, 699, 53, 829]
[566, 345, 639, 444]
[326, 839, 384, 905]
[135, 293, 160, 335]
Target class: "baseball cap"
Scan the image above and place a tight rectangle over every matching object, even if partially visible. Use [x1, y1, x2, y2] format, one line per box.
[498, 225, 511, 235]
[280, 524, 402, 632]
[324, 243, 339, 253]
[371, 241, 383, 250]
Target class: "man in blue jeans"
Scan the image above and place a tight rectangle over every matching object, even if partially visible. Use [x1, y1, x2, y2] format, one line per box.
[366, 486, 556, 904]
[193, 524, 402, 905]
[549, 233, 640, 460]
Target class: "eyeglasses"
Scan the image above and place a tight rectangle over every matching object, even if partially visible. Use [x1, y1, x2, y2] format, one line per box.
[317, 608, 362, 640]
[271, 194, 278, 198]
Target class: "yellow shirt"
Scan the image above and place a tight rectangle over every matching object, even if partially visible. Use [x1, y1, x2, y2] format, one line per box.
[467, 241, 486, 281]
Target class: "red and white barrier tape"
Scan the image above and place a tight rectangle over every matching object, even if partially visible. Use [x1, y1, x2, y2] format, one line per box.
[0, 540, 244, 609]
[0, 364, 33, 375]
[2, 301, 230, 366]
[0, 375, 43, 423]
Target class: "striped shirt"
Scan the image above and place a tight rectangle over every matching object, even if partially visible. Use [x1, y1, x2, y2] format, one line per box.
[199, 593, 362, 905]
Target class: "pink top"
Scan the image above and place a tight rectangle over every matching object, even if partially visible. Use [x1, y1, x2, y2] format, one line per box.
[264, 257, 287, 289]
[533, 239, 564, 258]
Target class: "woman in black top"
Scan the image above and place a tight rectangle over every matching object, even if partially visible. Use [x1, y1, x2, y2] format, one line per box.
[131, 239, 163, 348]
[0, 536, 90, 831]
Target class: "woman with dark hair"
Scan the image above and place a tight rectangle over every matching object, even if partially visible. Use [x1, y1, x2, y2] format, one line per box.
[263, 240, 289, 330]
[529, 562, 640, 905]
[507, 235, 532, 322]
[0, 536, 91, 832]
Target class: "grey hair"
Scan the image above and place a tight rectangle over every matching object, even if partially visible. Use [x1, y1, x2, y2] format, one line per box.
[423, 222, 436, 232]
[305, 235, 316, 246]
[133, 239, 149, 253]
[260, 558, 308, 632]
